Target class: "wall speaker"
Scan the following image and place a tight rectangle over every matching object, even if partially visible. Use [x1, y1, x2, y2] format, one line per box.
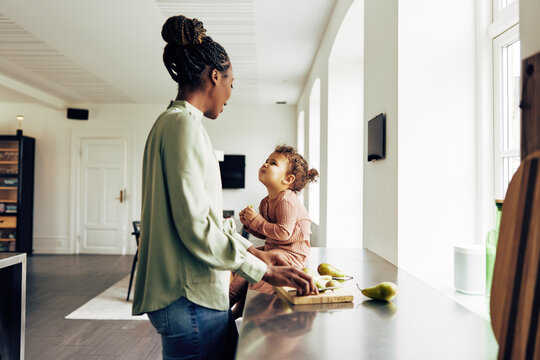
[67, 108, 89, 120]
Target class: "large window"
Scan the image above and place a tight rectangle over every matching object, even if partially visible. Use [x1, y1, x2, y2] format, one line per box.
[308, 79, 320, 224]
[492, 3, 520, 198]
[297, 111, 305, 156]
[494, 0, 518, 21]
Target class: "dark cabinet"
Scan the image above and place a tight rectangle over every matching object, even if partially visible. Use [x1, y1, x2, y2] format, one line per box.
[0, 132, 35, 255]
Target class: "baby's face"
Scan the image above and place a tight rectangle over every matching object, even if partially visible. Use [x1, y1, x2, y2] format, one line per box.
[258, 152, 290, 188]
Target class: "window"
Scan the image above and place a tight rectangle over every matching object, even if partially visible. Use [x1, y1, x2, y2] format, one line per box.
[493, 0, 518, 21]
[297, 111, 305, 156]
[308, 79, 320, 224]
[493, 21, 520, 198]
[500, 0, 516, 9]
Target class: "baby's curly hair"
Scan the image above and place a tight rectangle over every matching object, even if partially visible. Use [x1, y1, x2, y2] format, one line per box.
[274, 144, 319, 192]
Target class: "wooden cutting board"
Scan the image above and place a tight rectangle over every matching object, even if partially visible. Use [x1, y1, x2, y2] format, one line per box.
[490, 150, 540, 360]
[274, 286, 354, 305]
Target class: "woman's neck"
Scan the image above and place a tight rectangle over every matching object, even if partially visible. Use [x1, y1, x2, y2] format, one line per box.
[176, 90, 209, 114]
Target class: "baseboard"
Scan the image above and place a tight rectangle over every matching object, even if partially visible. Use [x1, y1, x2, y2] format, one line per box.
[33, 236, 72, 254]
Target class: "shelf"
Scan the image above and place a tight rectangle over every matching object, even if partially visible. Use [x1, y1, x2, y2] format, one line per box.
[0, 136, 32, 255]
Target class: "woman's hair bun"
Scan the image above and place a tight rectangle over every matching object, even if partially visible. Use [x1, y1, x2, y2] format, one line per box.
[161, 15, 207, 46]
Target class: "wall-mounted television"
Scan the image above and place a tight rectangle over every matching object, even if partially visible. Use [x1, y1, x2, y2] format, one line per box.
[367, 113, 386, 162]
[219, 155, 245, 189]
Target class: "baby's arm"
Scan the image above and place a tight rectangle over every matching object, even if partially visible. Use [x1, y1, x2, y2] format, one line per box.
[243, 225, 266, 239]
[240, 206, 266, 239]
[245, 199, 296, 241]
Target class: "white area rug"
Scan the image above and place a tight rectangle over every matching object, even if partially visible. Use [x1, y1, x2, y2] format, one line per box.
[65, 275, 148, 321]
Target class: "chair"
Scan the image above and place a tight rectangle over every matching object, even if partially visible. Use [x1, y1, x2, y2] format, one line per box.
[126, 221, 140, 301]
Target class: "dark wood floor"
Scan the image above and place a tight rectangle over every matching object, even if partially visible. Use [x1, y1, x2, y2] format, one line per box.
[25, 254, 161, 360]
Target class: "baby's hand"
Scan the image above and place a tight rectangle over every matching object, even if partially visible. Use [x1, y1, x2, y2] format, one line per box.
[240, 206, 258, 224]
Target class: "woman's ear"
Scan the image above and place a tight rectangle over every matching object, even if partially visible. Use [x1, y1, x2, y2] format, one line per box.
[210, 68, 220, 86]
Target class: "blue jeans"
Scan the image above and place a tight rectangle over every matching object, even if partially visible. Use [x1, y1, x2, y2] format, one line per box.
[147, 296, 238, 360]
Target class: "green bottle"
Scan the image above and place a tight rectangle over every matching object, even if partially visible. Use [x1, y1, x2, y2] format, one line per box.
[486, 200, 503, 296]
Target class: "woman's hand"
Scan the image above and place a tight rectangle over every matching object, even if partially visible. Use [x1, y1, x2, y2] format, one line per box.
[262, 266, 319, 296]
[247, 246, 288, 266]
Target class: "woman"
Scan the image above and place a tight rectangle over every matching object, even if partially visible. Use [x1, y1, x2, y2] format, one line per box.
[132, 15, 317, 360]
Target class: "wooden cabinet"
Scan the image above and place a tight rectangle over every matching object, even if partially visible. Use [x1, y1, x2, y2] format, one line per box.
[0, 132, 35, 254]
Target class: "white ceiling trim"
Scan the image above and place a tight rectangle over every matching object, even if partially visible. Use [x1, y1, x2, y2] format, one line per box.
[0, 72, 65, 108]
[156, 0, 260, 104]
[0, 13, 134, 104]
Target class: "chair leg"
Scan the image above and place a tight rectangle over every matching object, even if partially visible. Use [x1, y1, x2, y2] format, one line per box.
[126, 250, 138, 301]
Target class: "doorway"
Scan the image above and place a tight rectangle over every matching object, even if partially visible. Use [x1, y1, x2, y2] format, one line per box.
[70, 131, 134, 254]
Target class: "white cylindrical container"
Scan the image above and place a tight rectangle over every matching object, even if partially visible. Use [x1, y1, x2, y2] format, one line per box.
[454, 244, 485, 295]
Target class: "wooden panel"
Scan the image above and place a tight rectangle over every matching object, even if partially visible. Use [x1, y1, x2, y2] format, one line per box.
[0, 216, 16, 228]
[274, 286, 354, 305]
[490, 150, 540, 359]
[521, 52, 540, 159]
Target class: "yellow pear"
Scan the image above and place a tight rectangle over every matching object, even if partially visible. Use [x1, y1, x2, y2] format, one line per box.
[301, 267, 317, 277]
[358, 282, 398, 302]
[325, 279, 342, 288]
[313, 275, 332, 289]
[317, 263, 346, 277]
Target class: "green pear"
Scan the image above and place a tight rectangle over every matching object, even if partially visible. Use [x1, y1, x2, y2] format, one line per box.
[325, 279, 342, 288]
[313, 275, 332, 289]
[358, 282, 398, 302]
[302, 267, 317, 277]
[317, 263, 346, 277]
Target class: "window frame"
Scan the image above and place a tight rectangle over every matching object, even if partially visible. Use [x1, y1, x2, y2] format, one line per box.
[297, 111, 305, 156]
[492, 23, 520, 198]
[492, 0, 518, 23]
[308, 79, 321, 224]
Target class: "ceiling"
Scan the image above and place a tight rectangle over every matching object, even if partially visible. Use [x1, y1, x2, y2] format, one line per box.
[0, 0, 336, 106]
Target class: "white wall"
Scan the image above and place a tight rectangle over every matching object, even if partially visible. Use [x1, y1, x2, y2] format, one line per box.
[327, 0, 364, 248]
[0, 101, 295, 253]
[203, 104, 297, 225]
[297, 0, 355, 247]
[521, 0, 540, 59]
[398, 0, 478, 287]
[363, 0, 398, 265]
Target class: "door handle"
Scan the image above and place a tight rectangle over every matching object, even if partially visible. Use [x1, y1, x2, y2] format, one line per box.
[116, 189, 126, 203]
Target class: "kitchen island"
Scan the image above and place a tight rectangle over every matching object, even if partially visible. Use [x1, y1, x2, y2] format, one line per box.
[0, 253, 26, 360]
[236, 247, 498, 359]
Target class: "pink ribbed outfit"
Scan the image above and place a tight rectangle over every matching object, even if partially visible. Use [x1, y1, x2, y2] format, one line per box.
[246, 189, 311, 267]
[236, 189, 311, 295]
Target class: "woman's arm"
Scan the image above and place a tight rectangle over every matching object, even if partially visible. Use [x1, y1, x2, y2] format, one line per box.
[162, 117, 265, 284]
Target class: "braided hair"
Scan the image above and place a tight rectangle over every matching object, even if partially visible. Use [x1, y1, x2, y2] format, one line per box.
[274, 145, 319, 193]
[161, 15, 230, 90]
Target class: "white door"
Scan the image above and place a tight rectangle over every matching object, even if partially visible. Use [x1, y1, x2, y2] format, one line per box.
[78, 138, 128, 254]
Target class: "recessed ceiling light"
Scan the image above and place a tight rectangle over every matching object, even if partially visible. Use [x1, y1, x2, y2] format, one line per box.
[276, 101, 287, 105]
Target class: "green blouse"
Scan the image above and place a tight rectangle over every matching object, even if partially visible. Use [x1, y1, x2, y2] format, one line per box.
[132, 100, 266, 315]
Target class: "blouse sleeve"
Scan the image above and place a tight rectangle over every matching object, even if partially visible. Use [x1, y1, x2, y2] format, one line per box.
[161, 118, 266, 284]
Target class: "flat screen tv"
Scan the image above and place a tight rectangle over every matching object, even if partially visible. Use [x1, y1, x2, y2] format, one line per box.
[367, 113, 386, 162]
[219, 155, 245, 189]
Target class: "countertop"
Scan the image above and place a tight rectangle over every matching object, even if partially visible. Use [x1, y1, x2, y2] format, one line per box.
[235, 247, 498, 360]
[0, 252, 26, 269]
